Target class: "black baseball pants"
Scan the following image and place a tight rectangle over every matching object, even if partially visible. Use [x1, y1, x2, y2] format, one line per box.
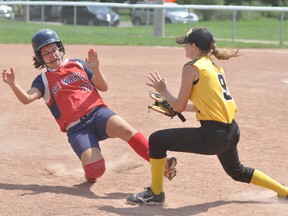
[149, 120, 254, 183]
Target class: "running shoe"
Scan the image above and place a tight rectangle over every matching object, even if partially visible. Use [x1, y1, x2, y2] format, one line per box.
[126, 187, 165, 205]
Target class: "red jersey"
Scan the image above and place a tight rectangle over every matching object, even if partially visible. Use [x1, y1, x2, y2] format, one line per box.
[32, 59, 107, 132]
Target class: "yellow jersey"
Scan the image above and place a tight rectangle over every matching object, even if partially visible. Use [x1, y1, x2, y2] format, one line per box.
[187, 57, 237, 123]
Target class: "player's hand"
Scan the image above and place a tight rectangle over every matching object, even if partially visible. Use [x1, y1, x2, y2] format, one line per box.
[2, 68, 15, 85]
[85, 48, 100, 71]
[146, 71, 167, 94]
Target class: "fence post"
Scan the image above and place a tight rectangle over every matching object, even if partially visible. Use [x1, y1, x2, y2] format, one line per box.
[73, 6, 77, 32]
[232, 10, 237, 43]
[280, 11, 284, 45]
[154, 0, 164, 37]
[145, 5, 150, 36]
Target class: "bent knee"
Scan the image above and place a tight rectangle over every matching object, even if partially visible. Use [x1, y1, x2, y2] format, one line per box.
[148, 131, 167, 158]
[226, 166, 254, 183]
[84, 159, 106, 179]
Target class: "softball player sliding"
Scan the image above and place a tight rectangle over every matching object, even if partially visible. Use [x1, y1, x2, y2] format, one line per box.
[2, 29, 176, 183]
[127, 27, 288, 205]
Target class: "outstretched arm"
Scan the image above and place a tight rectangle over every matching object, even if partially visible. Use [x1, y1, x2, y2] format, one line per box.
[2, 68, 41, 104]
[85, 48, 108, 92]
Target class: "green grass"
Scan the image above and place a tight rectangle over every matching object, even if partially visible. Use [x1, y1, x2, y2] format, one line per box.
[1, 17, 288, 48]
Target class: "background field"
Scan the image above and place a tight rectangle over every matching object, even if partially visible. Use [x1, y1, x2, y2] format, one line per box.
[0, 44, 288, 216]
[1, 17, 288, 48]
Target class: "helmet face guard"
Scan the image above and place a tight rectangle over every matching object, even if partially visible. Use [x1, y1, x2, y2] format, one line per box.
[32, 29, 65, 66]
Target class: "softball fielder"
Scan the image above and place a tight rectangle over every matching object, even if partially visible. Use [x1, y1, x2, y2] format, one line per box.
[127, 27, 288, 205]
[2, 29, 176, 183]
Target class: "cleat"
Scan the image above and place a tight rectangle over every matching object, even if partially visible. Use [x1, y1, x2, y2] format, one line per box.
[84, 174, 97, 183]
[277, 194, 288, 200]
[126, 187, 165, 205]
[277, 184, 288, 200]
[164, 156, 177, 180]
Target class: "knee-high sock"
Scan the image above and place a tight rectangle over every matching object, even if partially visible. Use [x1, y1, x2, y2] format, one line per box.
[251, 169, 288, 197]
[128, 132, 149, 162]
[150, 157, 166, 195]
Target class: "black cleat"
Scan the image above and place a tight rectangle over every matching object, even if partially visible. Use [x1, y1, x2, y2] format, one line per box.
[126, 187, 165, 205]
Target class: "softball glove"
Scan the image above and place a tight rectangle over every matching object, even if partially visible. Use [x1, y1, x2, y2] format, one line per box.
[148, 92, 186, 122]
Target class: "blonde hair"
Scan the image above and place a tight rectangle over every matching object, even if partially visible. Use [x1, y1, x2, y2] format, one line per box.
[209, 43, 240, 60]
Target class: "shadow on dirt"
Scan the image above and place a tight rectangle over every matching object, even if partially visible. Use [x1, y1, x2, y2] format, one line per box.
[96, 200, 272, 216]
[0, 182, 130, 200]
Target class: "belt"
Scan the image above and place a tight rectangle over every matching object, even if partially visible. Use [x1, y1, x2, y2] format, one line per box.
[200, 119, 235, 130]
[66, 107, 98, 131]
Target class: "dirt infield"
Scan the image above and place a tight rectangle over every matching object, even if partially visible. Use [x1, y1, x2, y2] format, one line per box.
[0, 44, 288, 216]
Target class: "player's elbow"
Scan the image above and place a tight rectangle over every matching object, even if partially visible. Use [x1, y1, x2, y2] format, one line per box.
[99, 85, 108, 92]
[103, 85, 108, 91]
[21, 99, 31, 105]
[19, 96, 34, 105]
[173, 104, 186, 113]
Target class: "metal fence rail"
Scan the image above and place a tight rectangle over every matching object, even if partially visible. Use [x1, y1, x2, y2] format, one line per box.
[1, 1, 288, 45]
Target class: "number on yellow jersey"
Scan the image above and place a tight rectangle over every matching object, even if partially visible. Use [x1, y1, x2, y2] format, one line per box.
[218, 74, 233, 101]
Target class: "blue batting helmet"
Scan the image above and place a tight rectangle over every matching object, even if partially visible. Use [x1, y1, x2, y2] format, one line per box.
[32, 29, 65, 65]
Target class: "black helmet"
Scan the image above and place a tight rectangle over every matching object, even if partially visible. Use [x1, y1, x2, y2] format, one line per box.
[32, 29, 65, 65]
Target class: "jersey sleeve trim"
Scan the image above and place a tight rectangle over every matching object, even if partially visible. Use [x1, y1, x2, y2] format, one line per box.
[31, 73, 45, 97]
[70, 59, 93, 80]
[41, 72, 51, 103]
